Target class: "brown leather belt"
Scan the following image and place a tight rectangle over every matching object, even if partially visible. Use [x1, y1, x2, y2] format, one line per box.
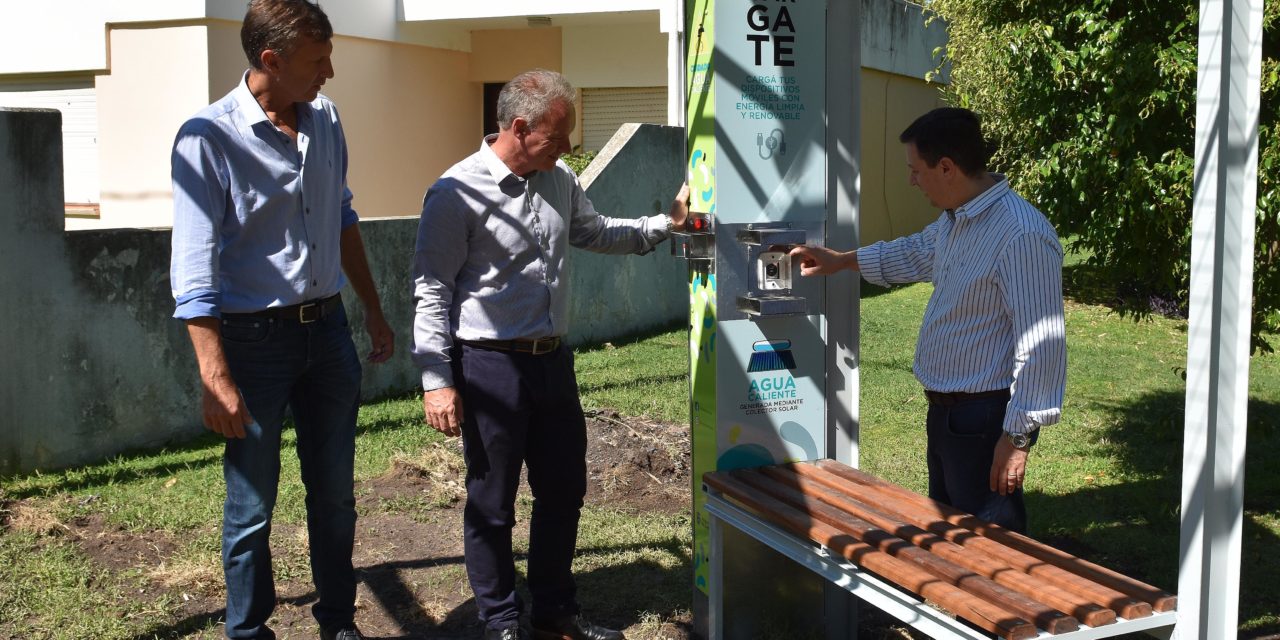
[224, 294, 342, 324]
[924, 388, 1011, 406]
[461, 336, 562, 355]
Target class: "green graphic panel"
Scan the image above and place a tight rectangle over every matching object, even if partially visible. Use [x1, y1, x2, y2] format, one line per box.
[688, 271, 717, 595]
[686, 0, 716, 216]
[686, 0, 717, 597]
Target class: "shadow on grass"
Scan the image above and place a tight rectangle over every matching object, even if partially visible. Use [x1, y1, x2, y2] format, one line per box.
[1061, 259, 1188, 329]
[5, 388, 433, 500]
[128, 587, 334, 640]
[1062, 258, 1122, 308]
[2, 434, 227, 500]
[1030, 388, 1280, 635]
[576, 372, 689, 396]
[573, 320, 687, 354]
[859, 282, 895, 299]
[132, 538, 692, 640]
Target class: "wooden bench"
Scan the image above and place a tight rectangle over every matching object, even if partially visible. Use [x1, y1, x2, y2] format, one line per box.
[702, 459, 1178, 639]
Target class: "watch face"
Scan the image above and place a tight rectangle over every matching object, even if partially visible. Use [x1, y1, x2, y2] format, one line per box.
[1009, 432, 1030, 448]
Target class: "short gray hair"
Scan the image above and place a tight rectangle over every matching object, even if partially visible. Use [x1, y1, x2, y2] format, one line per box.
[495, 69, 576, 131]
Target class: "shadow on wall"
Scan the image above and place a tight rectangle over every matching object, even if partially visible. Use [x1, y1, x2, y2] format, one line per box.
[0, 109, 687, 475]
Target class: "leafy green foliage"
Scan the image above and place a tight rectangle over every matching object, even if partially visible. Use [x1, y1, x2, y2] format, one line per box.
[927, 0, 1280, 351]
[562, 150, 599, 175]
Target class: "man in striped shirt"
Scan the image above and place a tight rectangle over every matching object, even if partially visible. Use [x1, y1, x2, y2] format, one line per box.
[790, 107, 1066, 533]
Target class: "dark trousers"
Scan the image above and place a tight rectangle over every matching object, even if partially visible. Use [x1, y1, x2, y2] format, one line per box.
[925, 392, 1029, 533]
[219, 304, 362, 639]
[455, 343, 587, 630]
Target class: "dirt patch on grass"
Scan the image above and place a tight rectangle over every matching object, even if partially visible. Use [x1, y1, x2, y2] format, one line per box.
[33, 411, 692, 639]
[18, 410, 917, 639]
[71, 513, 181, 573]
[4, 499, 68, 537]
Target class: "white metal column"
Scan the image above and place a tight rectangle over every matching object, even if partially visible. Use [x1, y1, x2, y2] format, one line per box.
[825, 0, 861, 469]
[1180, 0, 1261, 637]
[666, 0, 686, 127]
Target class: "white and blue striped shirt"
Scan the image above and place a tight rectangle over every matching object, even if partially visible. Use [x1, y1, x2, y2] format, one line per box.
[857, 176, 1066, 435]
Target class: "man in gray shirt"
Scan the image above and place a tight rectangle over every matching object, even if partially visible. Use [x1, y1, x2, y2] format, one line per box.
[410, 69, 688, 640]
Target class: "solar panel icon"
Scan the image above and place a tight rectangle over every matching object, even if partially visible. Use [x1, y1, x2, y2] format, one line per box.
[747, 339, 797, 372]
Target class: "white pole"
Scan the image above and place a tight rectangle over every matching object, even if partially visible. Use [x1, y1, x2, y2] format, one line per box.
[666, 0, 686, 127]
[1180, 0, 1261, 637]
[826, 0, 860, 467]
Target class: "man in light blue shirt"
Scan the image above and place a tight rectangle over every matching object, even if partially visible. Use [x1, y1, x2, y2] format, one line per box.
[791, 108, 1066, 534]
[170, 2, 393, 638]
[411, 69, 687, 640]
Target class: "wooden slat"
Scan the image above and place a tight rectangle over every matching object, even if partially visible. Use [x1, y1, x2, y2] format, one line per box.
[730, 469, 1080, 634]
[801, 462, 1152, 620]
[758, 465, 1113, 629]
[813, 460, 1177, 613]
[704, 471, 1040, 640]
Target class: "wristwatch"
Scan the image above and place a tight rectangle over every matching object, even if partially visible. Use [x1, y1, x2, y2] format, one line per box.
[1006, 431, 1032, 449]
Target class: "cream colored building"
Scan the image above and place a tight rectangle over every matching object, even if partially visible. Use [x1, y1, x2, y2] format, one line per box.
[0, 0, 946, 238]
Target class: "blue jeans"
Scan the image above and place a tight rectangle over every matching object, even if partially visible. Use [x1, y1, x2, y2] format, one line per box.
[455, 343, 587, 630]
[925, 391, 1032, 533]
[218, 303, 362, 639]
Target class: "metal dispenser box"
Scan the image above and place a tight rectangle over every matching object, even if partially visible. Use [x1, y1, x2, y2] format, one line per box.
[677, 0, 859, 637]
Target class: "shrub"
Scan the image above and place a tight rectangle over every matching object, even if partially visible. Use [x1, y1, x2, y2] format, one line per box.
[562, 150, 598, 175]
[927, 0, 1280, 351]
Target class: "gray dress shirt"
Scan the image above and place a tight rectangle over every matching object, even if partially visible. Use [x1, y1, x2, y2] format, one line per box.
[411, 136, 671, 391]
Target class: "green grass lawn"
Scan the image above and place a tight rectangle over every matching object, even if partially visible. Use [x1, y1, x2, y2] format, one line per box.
[2, 260, 1278, 637]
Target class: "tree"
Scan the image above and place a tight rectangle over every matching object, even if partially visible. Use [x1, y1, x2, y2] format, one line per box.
[926, 0, 1280, 352]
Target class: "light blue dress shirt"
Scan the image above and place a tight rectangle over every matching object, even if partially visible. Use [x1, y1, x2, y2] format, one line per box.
[411, 136, 671, 391]
[170, 72, 358, 319]
[857, 176, 1067, 435]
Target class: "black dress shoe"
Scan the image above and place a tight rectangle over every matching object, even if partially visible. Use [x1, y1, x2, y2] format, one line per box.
[531, 614, 624, 640]
[483, 625, 530, 640]
[319, 627, 365, 640]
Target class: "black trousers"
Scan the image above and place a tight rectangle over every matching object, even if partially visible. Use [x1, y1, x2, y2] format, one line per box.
[925, 392, 1032, 534]
[454, 343, 587, 630]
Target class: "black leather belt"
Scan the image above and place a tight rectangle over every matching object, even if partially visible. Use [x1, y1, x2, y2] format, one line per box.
[461, 336, 562, 355]
[924, 388, 1011, 406]
[224, 294, 342, 324]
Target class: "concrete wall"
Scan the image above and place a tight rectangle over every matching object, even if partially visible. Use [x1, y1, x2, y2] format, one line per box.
[470, 28, 563, 83]
[0, 108, 196, 474]
[0, 0, 472, 73]
[856, 0, 952, 242]
[563, 24, 668, 88]
[318, 33, 481, 219]
[861, 0, 951, 83]
[573, 124, 687, 343]
[41, 0, 949, 235]
[70, 20, 481, 230]
[0, 108, 687, 475]
[94, 25, 213, 229]
[859, 68, 948, 243]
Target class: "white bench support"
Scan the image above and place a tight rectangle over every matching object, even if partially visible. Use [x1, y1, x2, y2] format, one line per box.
[705, 488, 1178, 640]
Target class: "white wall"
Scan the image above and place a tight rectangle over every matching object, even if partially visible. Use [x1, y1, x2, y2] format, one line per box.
[0, 0, 471, 76]
[403, 0, 665, 21]
[92, 25, 213, 229]
[0, 1, 207, 74]
[563, 24, 668, 88]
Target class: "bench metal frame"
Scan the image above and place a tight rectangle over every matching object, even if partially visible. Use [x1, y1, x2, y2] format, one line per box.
[705, 487, 1177, 640]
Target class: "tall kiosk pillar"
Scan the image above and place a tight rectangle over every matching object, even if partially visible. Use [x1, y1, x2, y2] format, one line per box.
[676, 0, 859, 636]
